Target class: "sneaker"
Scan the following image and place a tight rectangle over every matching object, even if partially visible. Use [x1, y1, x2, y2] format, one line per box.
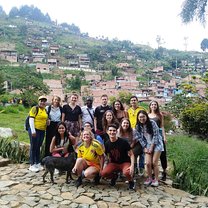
[54, 169, 59, 175]
[138, 168, 144, 176]
[151, 179, 159, 187]
[144, 178, 152, 185]
[28, 165, 39, 172]
[161, 172, 166, 181]
[75, 176, 82, 188]
[128, 181, 135, 190]
[94, 173, 101, 185]
[110, 174, 118, 186]
[36, 163, 44, 171]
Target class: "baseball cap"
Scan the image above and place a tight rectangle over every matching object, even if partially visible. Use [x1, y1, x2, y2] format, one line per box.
[38, 95, 47, 101]
[86, 96, 93, 101]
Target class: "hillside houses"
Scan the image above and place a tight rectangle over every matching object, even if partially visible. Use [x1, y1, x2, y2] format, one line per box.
[0, 50, 18, 63]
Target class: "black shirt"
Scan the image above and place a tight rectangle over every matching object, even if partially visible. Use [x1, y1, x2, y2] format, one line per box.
[94, 105, 112, 131]
[105, 138, 131, 164]
[63, 105, 82, 121]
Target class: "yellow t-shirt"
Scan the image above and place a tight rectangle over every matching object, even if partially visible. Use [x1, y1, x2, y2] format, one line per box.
[128, 106, 146, 129]
[77, 140, 104, 165]
[29, 106, 48, 130]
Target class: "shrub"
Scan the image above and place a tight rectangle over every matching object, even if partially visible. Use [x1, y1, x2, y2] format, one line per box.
[0, 138, 29, 163]
[180, 103, 208, 139]
[167, 135, 208, 196]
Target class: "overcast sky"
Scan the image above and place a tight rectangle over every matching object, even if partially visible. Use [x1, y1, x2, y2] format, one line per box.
[0, 0, 207, 52]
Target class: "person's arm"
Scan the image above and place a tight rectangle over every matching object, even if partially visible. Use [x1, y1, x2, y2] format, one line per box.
[99, 154, 105, 172]
[94, 117, 97, 132]
[128, 149, 135, 177]
[62, 112, 65, 122]
[50, 137, 63, 153]
[161, 115, 167, 143]
[78, 114, 82, 130]
[29, 117, 36, 136]
[68, 132, 76, 145]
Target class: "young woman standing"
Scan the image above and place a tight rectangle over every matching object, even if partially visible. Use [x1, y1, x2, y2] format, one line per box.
[112, 100, 128, 123]
[62, 93, 82, 138]
[28, 96, 48, 172]
[148, 100, 167, 181]
[45, 96, 62, 157]
[135, 110, 163, 187]
[102, 110, 119, 143]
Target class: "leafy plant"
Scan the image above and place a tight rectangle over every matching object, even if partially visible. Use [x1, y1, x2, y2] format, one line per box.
[0, 138, 29, 163]
[167, 134, 208, 196]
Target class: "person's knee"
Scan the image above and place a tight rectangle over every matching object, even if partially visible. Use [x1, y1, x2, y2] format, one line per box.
[145, 161, 152, 168]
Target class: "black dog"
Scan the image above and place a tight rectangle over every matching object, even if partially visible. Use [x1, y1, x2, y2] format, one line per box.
[42, 152, 76, 184]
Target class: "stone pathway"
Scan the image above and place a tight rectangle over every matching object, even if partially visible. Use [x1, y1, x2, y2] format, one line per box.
[0, 160, 208, 208]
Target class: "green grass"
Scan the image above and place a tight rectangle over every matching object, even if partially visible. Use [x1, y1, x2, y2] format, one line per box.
[0, 105, 29, 143]
[167, 134, 208, 196]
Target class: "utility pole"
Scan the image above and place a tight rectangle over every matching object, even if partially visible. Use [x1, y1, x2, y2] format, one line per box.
[184, 37, 188, 51]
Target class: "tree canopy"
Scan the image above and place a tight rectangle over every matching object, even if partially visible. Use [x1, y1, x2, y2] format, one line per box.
[180, 0, 208, 24]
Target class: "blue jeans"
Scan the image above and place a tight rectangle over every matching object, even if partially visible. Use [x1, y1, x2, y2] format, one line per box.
[28, 128, 45, 165]
[139, 153, 145, 169]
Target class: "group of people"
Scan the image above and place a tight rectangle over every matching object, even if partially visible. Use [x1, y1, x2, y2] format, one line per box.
[27, 93, 167, 189]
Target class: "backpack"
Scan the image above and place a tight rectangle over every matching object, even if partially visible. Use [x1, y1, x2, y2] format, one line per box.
[25, 106, 39, 131]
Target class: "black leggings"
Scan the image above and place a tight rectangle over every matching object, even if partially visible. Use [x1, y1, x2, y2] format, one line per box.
[160, 139, 167, 170]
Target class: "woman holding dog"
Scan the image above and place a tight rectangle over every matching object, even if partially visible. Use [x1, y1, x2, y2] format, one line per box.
[72, 130, 104, 187]
[50, 122, 76, 157]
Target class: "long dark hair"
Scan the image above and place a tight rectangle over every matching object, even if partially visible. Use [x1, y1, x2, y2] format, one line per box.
[136, 110, 153, 135]
[54, 122, 70, 146]
[112, 100, 125, 116]
[102, 110, 119, 132]
[148, 100, 162, 122]
[119, 118, 133, 139]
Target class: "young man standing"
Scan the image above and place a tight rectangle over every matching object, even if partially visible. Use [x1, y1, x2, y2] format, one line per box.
[81, 96, 95, 129]
[94, 94, 112, 139]
[127, 96, 146, 129]
[101, 124, 135, 190]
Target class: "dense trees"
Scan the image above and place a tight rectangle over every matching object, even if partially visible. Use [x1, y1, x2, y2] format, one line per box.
[0, 72, 5, 95]
[9, 5, 51, 23]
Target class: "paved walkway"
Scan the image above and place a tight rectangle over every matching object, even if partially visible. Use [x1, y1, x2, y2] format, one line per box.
[0, 159, 208, 208]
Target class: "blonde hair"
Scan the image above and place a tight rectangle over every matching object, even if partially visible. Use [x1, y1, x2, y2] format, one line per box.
[52, 95, 61, 106]
[81, 130, 95, 142]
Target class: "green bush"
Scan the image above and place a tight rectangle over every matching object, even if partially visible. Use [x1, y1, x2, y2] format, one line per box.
[3, 105, 19, 114]
[0, 138, 29, 163]
[167, 135, 208, 196]
[163, 112, 174, 132]
[180, 103, 208, 139]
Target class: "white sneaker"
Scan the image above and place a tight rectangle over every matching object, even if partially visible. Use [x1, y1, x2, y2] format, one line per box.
[35, 163, 44, 171]
[144, 178, 152, 185]
[54, 169, 59, 175]
[151, 179, 159, 187]
[28, 165, 39, 172]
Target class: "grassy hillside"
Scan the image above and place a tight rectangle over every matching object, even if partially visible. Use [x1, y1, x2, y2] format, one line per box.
[0, 105, 29, 143]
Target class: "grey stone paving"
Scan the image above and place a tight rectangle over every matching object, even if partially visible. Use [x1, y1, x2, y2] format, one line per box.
[0, 159, 208, 208]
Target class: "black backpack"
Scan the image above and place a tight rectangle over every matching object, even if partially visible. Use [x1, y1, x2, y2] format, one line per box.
[25, 106, 39, 131]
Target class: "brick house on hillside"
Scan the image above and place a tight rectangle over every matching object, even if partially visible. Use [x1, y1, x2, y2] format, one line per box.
[36, 63, 50, 73]
[0, 50, 17, 63]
